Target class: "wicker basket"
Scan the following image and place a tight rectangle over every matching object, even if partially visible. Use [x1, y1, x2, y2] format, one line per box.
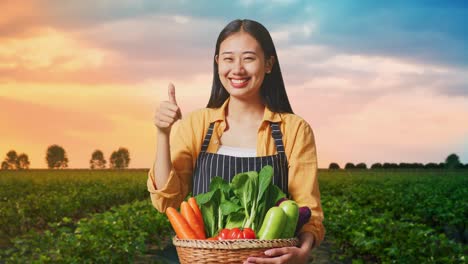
[172, 237, 299, 264]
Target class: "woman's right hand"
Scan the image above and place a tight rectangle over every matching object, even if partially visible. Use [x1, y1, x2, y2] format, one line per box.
[154, 83, 182, 134]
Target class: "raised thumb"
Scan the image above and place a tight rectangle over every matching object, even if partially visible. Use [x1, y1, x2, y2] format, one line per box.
[168, 83, 177, 105]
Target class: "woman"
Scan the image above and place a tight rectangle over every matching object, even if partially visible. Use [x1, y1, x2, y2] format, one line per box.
[148, 19, 325, 264]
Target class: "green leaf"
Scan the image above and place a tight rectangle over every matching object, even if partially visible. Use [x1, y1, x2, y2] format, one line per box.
[230, 173, 251, 208]
[209, 176, 229, 193]
[225, 212, 245, 229]
[195, 189, 217, 205]
[196, 189, 220, 237]
[220, 200, 242, 216]
[258, 165, 273, 202]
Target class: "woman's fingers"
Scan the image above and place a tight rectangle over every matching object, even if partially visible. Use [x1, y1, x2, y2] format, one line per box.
[264, 247, 293, 257]
[158, 106, 179, 119]
[154, 83, 182, 130]
[155, 115, 174, 124]
[160, 101, 180, 112]
[243, 247, 303, 264]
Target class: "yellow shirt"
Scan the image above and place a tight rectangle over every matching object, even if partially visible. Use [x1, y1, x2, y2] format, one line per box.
[147, 97, 325, 245]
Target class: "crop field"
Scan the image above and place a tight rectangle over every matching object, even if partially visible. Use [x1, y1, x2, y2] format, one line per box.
[320, 169, 467, 263]
[0, 169, 466, 263]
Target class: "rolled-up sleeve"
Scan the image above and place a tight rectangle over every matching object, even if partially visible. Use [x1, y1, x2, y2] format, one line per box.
[287, 120, 325, 247]
[147, 119, 194, 212]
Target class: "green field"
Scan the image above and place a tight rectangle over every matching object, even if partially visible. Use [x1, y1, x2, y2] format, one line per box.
[320, 169, 467, 263]
[0, 169, 466, 263]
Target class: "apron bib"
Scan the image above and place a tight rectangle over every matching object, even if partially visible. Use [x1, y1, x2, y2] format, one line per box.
[192, 122, 289, 195]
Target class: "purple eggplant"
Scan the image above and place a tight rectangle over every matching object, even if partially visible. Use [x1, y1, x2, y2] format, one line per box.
[295, 206, 311, 235]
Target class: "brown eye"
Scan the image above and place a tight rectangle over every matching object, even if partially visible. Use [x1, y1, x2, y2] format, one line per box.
[223, 57, 233, 62]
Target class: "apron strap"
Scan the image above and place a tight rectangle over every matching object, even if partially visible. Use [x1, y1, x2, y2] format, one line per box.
[201, 122, 285, 153]
[200, 122, 215, 153]
[270, 122, 285, 153]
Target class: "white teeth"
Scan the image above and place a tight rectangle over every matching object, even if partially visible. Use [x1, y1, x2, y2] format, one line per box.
[231, 79, 248, 84]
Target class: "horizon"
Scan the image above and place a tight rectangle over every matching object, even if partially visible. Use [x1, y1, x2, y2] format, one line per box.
[1, 1, 468, 168]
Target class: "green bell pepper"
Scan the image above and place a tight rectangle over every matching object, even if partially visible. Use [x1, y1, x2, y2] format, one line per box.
[257, 206, 287, 239]
[279, 200, 299, 238]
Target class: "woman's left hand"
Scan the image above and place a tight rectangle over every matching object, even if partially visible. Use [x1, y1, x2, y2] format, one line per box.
[243, 246, 310, 264]
[243, 232, 315, 264]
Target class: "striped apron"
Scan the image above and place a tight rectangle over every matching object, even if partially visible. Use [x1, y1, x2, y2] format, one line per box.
[156, 122, 290, 263]
[192, 121, 289, 196]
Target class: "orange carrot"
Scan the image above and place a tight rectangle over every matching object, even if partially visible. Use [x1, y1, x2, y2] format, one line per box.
[188, 197, 204, 229]
[180, 201, 206, 239]
[165, 207, 198, 239]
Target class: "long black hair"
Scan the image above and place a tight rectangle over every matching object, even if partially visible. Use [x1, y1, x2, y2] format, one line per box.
[206, 19, 294, 114]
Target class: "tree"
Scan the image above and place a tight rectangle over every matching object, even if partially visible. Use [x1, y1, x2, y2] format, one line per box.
[383, 163, 398, 169]
[90, 150, 107, 169]
[109, 147, 130, 169]
[2, 151, 31, 170]
[344, 163, 355, 170]
[445, 153, 461, 169]
[399, 162, 410, 169]
[329, 163, 340, 170]
[371, 163, 382, 169]
[3, 150, 18, 169]
[356, 163, 367, 169]
[17, 154, 30, 169]
[46, 145, 69, 169]
[425, 163, 440, 169]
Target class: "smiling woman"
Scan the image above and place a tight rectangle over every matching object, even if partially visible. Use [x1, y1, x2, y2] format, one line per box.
[148, 19, 324, 264]
[215, 31, 274, 100]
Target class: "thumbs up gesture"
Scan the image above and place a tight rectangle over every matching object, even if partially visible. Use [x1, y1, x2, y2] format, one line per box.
[154, 83, 182, 134]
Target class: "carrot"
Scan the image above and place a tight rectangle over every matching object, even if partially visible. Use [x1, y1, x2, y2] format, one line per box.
[165, 207, 198, 239]
[188, 197, 204, 228]
[180, 201, 206, 239]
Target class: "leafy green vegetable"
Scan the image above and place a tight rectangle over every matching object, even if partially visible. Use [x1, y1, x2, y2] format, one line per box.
[195, 165, 286, 237]
[254, 166, 285, 231]
[196, 189, 220, 237]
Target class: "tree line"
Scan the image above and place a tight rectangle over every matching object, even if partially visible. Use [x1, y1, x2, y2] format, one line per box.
[2, 147, 466, 171]
[1, 145, 131, 170]
[328, 153, 468, 170]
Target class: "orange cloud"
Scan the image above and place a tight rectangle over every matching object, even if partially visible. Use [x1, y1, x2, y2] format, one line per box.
[0, 27, 113, 83]
[0, 1, 40, 38]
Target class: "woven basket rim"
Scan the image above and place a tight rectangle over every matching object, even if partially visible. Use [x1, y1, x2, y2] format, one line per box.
[173, 237, 299, 249]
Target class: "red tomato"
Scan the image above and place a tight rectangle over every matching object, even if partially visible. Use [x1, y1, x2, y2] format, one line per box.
[226, 227, 256, 239]
[228, 228, 243, 239]
[242, 228, 256, 239]
[218, 228, 231, 240]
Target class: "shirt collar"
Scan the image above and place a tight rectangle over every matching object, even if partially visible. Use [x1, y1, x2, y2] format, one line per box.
[208, 97, 282, 123]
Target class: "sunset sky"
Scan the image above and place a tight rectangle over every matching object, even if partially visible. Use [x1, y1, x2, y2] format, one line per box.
[1, 1, 467, 168]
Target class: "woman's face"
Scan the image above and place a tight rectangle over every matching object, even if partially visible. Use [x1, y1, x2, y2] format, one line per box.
[216, 32, 273, 100]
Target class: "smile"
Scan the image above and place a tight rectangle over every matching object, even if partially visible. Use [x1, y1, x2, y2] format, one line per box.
[229, 78, 251, 88]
